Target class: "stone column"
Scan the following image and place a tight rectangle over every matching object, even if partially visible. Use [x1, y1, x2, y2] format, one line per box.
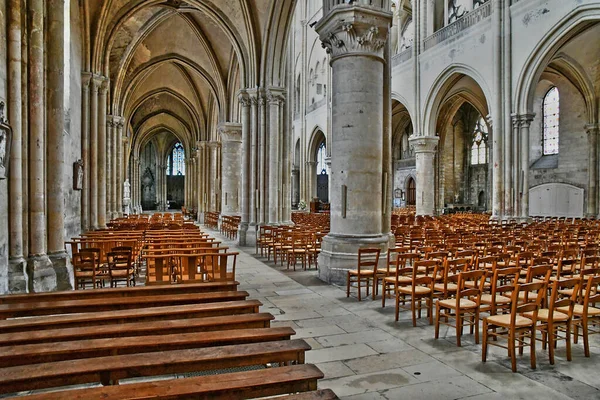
[8, 0, 27, 292]
[315, 4, 392, 285]
[81, 73, 91, 230]
[105, 116, 114, 219]
[520, 114, 534, 220]
[585, 124, 598, 217]
[258, 92, 267, 224]
[507, 115, 519, 218]
[291, 168, 300, 208]
[133, 157, 140, 211]
[411, 136, 439, 216]
[219, 123, 242, 216]
[238, 91, 251, 245]
[116, 119, 124, 216]
[249, 91, 259, 227]
[208, 142, 220, 212]
[89, 76, 100, 228]
[306, 161, 317, 200]
[98, 79, 108, 228]
[28, 0, 55, 292]
[46, 0, 71, 289]
[268, 88, 285, 223]
[196, 142, 205, 220]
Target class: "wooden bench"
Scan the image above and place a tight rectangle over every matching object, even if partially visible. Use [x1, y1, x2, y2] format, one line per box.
[0, 312, 275, 346]
[10, 364, 324, 400]
[0, 290, 249, 319]
[0, 327, 295, 367]
[0, 281, 239, 304]
[0, 339, 311, 394]
[0, 299, 261, 333]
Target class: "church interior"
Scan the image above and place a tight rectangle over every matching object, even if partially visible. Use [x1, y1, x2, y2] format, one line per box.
[0, 0, 600, 398]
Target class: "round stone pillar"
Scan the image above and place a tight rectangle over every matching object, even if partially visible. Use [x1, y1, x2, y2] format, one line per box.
[410, 136, 439, 216]
[519, 114, 535, 220]
[219, 123, 242, 216]
[238, 91, 251, 245]
[586, 124, 598, 218]
[208, 142, 220, 212]
[315, 4, 392, 285]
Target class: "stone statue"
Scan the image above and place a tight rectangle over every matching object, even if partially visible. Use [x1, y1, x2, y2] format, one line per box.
[124, 179, 131, 199]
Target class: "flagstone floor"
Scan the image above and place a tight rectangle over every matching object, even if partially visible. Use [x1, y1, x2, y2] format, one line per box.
[211, 229, 600, 400]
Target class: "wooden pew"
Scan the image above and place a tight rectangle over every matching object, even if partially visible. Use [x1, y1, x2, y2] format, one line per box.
[0, 300, 263, 334]
[0, 281, 239, 304]
[0, 327, 296, 367]
[11, 364, 324, 400]
[0, 291, 249, 319]
[0, 313, 274, 347]
[0, 339, 311, 394]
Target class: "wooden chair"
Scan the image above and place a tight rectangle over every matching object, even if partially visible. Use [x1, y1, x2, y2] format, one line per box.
[346, 248, 381, 301]
[381, 252, 420, 308]
[482, 281, 547, 372]
[435, 269, 486, 346]
[75, 248, 104, 289]
[480, 267, 520, 316]
[563, 275, 600, 357]
[107, 251, 135, 288]
[395, 260, 437, 326]
[525, 277, 579, 364]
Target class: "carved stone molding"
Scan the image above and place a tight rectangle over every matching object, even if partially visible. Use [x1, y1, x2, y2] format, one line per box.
[409, 135, 439, 154]
[238, 90, 251, 107]
[267, 88, 286, 106]
[316, 6, 392, 62]
[218, 123, 242, 143]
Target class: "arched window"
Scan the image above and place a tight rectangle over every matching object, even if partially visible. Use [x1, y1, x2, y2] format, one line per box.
[167, 142, 185, 176]
[470, 116, 488, 165]
[543, 86, 559, 155]
[316, 141, 327, 175]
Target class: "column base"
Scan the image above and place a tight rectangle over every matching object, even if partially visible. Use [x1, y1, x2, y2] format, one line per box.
[49, 251, 73, 291]
[26, 254, 57, 293]
[8, 257, 28, 293]
[317, 233, 391, 286]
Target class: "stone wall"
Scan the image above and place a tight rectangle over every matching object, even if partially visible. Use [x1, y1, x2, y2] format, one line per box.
[0, 0, 9, 293]
[64, 0, 83, 241]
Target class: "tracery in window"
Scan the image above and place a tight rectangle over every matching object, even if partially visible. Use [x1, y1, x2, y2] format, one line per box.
[543, 86, 559, 155]
[316, 142, 327, 175]
[470, 116, 488, 165]
[167, 142, 185, 176]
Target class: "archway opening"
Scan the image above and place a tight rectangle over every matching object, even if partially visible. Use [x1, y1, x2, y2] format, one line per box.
[392, 99, 415, 209]
[316, 140, 328, 203]
[406, 177, 416, 206]
[166, 142, 186, 210]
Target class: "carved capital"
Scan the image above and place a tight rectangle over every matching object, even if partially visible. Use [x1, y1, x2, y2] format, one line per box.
[207, 141, 221, 149]
[81, 72, 93, 91]
[99, 77, 109, 94]
[218, 122, 242, 143]
[519, 113, 535, 128]
[409, 135, 439, 154]
[267, 88, 286, 106]
[238, 90, 251, 107]
[316, 7, 391, 62]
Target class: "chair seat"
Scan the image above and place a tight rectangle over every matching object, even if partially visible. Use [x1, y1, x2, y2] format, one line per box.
[558, 288, 575, 297]
[348, 270, 375, 276]
[523, 308, 569, 322]
[384, 276, 412, 284]
[557, 304, 600, 317]
[75, 271, 95, 278]
[480, 293, 511, 304]
[397, 286, 432, 295]
[438, 298, 477, 309]
[434, 283, 458, 292]
[486, 314, 533, 328]
[111, 270, 133, 278]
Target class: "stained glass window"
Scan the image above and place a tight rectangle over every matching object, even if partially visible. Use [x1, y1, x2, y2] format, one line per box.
[167, 142, 185, 176]
[543, 87, 559, 155]
[316, 142, 327, 175]
[471, 116, 488, 165]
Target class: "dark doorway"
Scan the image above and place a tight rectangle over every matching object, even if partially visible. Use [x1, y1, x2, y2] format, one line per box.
[407, 177, 416, 206]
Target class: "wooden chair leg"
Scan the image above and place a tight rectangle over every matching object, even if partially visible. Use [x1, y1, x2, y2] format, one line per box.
[509, 330, 517, 372]
[566, 322, 572, 362]
[346, 272, 351, 298]
[434, 302, 441, 339]
[456, 312, 462, 347]
[530, 326, 537, 369]
[482, 320, 488, 362]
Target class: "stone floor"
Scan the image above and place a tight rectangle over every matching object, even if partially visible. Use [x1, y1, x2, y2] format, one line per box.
[211, 229, 600, 400]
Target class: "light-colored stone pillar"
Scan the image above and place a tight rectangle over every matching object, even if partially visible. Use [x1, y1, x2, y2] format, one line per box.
[411, 136, 439, 216]
[116, 119, 124, 216]
[196, 142, 205, 220]
[133, 157, 140, 211]
[106, 116, 114, 219]
[208, 142, 220, 212]
[267, 88, 285, 223]
[81, 73, 91, 230]
[291, 168, 300, 208]
[491, 0, 503, 219]
[306, 161, 317, 200]
[315, 4, 392, 285]
[258, 92, 267, 224]
[508, 114, 519, 218]
[219, 123, 242, 216]
[46, 0, 71, 290]
[520, 114, 534, 220]
[249, 91, 259, 231]
[90, 77, 100, 228]
[238, 91, 251, 245]
[586, 124, 598, 217]
[28, 0, 55, 292]
[98, 79, 108, 228]
[8, 0, 27, 292]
